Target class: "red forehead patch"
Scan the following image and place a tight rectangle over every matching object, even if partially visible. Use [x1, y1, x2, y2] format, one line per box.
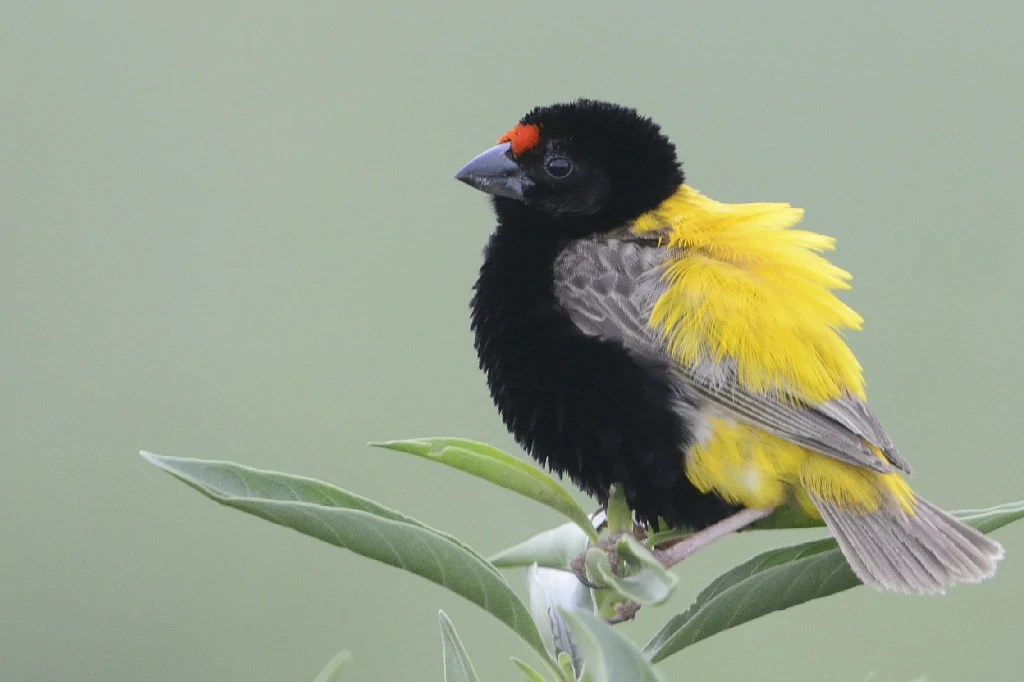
[497, 123, 541, 156]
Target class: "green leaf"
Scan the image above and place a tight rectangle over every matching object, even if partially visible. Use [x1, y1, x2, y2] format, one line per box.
[526, 564, 592, 672]
[439, 611, 480, 682]
[372, 438, 598, 542]
[644, 537, 846, 663]
[491, 522, 592, 570]
[749, 505, 826, 530]
[312, 649, 352, 682]
[560, 608, 663, 682]
[647, 505, 824, 544]
[143, 451, 482, 558]
[644, 527, 692, 549]
[556, 652, 576, 682]
[141, 451, 548, 660]
[604, 485, 632, 534]
[644, 502, 1024, 663]
[950, 500, 1024, 533]
[604, 534, 678, 606]
[586, 547, 674, 609]
[510, 657, 548, 682]
[583, 550, 631, 620]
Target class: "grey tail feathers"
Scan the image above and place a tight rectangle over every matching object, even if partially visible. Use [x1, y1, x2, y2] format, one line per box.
[813, 495, 1004, 595]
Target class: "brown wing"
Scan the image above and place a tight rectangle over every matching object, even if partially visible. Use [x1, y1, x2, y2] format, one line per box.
[552, 236, 911, 474]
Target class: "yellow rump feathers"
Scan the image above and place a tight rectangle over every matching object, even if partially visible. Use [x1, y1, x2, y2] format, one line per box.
[632, 185, 866, 403]
[686, 418, 916, 515]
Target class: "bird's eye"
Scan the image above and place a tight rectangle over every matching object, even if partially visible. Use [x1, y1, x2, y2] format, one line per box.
[545, 156, 573, 178]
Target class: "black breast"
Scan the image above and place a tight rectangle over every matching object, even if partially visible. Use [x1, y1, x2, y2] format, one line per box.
[470, 226, 737, 530]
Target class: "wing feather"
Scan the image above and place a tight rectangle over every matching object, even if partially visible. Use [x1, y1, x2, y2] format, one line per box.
[552, 237, 911, 475]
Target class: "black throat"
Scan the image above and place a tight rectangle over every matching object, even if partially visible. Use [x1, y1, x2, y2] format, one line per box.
[469, 217, 738, 530]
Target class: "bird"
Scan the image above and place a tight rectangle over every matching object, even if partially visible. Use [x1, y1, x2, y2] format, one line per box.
[454, 98, 1003, 595]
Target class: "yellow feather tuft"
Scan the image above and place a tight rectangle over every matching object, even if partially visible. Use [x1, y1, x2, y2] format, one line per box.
[687, 418, 916, 515]
[633, 185, 866, 402]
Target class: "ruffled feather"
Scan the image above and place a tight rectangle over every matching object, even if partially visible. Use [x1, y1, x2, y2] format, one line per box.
[632, 185, 865, 403]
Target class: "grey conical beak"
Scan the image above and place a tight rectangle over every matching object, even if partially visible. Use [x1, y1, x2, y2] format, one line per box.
[454, 142, 533, 201]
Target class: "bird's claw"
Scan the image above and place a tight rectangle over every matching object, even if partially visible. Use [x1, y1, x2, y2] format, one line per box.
[569, 529, 637, 589]
[569, 550, 605, 589]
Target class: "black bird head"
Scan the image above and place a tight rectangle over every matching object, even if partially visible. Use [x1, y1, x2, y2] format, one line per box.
[455, 99, 684, 238]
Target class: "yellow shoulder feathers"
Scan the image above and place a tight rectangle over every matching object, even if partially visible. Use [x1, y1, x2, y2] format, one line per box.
[632, 185, 866, 403]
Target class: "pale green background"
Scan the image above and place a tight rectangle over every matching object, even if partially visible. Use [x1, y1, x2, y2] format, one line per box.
[4, 2, 1023, 681]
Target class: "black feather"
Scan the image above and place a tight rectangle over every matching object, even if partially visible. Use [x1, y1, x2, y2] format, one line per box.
[467, 99, 738, 528]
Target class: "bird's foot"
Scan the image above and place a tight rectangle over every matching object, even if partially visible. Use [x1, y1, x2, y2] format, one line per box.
[653, 507, 775, 568]
[569, 526, 647, 589]
[569, 529, 631, 589]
